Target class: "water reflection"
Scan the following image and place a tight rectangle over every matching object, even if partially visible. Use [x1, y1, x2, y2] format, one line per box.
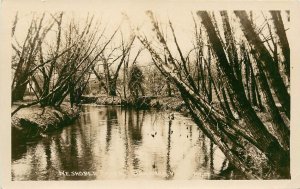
[12, 105, 229, 180]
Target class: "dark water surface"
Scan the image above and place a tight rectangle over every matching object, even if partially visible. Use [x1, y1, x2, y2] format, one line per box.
[12, 105, 232, 180]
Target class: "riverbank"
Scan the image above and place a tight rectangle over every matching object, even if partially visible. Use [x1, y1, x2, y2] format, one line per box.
[81, 95, 189, 114]
[11, 95, 186, 142]
[12, 103, 80, 143]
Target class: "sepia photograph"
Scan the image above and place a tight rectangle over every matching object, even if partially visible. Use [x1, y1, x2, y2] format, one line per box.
[1, 0, 300, 188]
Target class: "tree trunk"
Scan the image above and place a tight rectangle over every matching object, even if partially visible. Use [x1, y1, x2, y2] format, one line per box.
[103, 58, 111, 96]
[12, 80, 28, 102]
[197, 11, 287, 164]
[251, 48, 290, 150]
[270, 11, 290, 82]
[109, 78, 117, 96]
[234, 11, 290, 118]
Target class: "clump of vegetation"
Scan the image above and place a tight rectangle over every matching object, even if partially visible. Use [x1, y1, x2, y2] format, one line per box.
[128, 65, 145, 99]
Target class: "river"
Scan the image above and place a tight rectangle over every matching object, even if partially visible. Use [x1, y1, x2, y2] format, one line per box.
[11, 105, 239, 180]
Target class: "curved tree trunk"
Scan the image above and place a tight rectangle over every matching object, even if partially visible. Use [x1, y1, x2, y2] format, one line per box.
[197, 11, 287, 161]
[136, 10, 290, 178]
[234, 11, 290, 118]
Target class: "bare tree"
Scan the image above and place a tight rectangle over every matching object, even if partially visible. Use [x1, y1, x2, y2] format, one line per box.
[93, 31, 136, 96]
[11, 13, 118, 115]
[133, 10, 290, 179]
[234, 11, 290, 118]
[11, 13, 54, 102]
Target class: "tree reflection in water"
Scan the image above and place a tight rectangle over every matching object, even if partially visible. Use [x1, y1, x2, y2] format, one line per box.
[12, 105, 238, 180]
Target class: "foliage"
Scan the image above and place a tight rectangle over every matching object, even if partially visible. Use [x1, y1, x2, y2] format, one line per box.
[128, 65, 144, 99]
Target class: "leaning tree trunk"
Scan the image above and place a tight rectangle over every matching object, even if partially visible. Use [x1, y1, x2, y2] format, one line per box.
[197, 11, 289, 169]
[251, 47, 290, 149]
[270, 10, 290, 82]
[137, 10, 290, 178]
[234, 11, 290, 118]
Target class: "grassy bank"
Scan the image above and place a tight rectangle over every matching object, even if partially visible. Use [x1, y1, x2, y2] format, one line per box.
[81, 95, 189, 114]
[12, 103, 80, 143]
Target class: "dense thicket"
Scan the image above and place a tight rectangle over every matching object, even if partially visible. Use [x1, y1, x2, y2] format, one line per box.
[135, 10, 290, 179]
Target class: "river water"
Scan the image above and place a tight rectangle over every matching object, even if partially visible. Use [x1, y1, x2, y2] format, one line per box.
[12, 105, 233, 180]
